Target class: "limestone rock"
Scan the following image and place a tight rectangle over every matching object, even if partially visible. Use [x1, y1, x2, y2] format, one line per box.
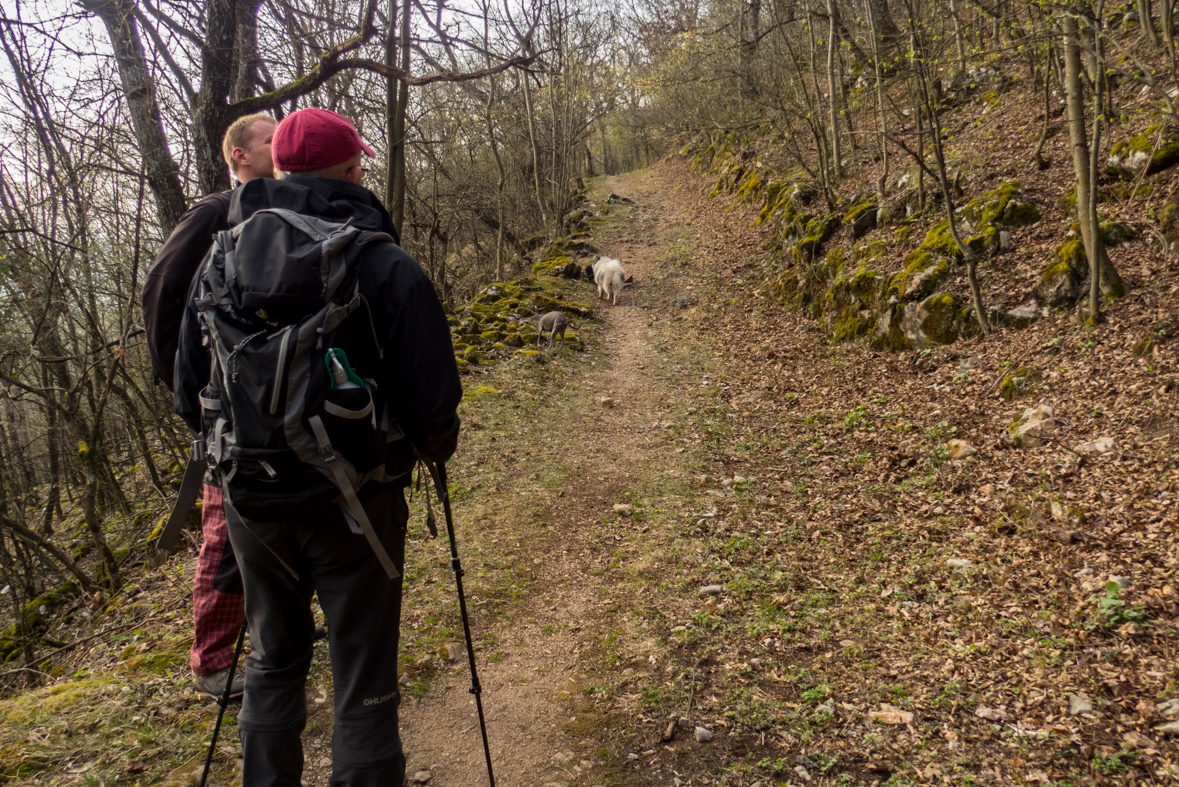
[948, 439, 977, 459]
[995, 301, 1043, 330]
[1101, 221, 1136, 247]
[695, 726, 714, 742]
[974, 707, 1006, 721]
[869, 304, 913, 352]
[900, 293, 959, 349]
[1069, 693, 1093, 716]
[1050, 500, 1087, 526]
[1076, 436, 1115, 454]
[613, 503, 634, 517]
[871, 704, 914, 724]
[1038, 240, 1086, 307]
[1108, 124, 1179, 179]
[843, 202, 877, 240]
[1009, 404, 1058, 448]
[1157, 698, 1179, 719]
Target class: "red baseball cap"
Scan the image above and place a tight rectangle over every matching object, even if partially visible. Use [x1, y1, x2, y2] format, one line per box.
[271, 108, 375, 172]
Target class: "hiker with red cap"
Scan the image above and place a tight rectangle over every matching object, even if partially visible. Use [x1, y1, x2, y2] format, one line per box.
[173, 107, 462, 786]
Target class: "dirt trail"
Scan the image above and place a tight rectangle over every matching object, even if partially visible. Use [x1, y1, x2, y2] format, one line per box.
[385, 173, 689, 786]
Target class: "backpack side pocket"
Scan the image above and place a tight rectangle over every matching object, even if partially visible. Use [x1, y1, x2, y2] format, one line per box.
[320, 387, 388, 473]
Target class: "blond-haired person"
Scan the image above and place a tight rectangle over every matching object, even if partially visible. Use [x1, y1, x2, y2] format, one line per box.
[141, 112, 276, 698]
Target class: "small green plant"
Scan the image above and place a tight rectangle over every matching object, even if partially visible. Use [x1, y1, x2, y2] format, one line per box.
[842, 403, 872, 430]
[1091, 582, 1148, 629]
[1092, 749, 1129, 775]
[924, 420, 957, 443]
[801, 683, 831, 701]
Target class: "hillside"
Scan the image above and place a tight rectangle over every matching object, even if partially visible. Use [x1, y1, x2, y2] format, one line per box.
[0, 144, 1172, 785]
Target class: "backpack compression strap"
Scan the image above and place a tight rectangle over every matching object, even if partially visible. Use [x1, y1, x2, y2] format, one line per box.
[307, 415, 400, 580]
[155, 438, 208, 550]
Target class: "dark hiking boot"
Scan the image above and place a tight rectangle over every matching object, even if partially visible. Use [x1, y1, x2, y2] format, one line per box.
[313, 625, 328, 642]
[194, 667, 245, 700]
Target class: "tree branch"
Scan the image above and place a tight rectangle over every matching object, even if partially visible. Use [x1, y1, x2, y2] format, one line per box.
[229, 51, 539, 115]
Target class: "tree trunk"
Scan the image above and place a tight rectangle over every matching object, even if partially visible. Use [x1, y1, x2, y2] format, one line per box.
[827, 0, 842, 179]
[1063, 12, 1124, 323]
[389, 0, 411, 230]
[949, 0, 967, 73]
[78, 0, 186, 231]
[1140, 0, 1159, 45]
[233, 0, 264, 101]
[521, 69, 547, 227]
[192, 0, 237, 195]
[739, 0, 762, 101]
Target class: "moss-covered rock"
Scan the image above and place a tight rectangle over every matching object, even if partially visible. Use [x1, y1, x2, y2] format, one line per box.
[735, 169, 766, 203]
[791, 215, 839, 263]
[918, 293, 958, 345]
[960, 180, 1041, 232]
[894, 225, 912, 245]
[754, 181, 790, 226]
[825, 246, 847, 277]
[832, 306, 871, 341]
[1100, 221, 1136, 247]
[889, 249, 950, 301]
[1038, 240, 1086, 307]
[898, 293, 959, 349]
[827, 263, 881, 310]
[964, 225, 1000, 257]
[1108, 123, 1179, 178]
[921, 220, 964, 259]
[1160, 201, 1179, 245]
[999, 366, 1037, 401]
[869, 304, 914, 351]
[843, 202, 877, 239]
[854, 240, 888, 264]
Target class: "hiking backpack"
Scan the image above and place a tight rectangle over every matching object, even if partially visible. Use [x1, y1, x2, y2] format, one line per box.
[192, 207, 402, 578]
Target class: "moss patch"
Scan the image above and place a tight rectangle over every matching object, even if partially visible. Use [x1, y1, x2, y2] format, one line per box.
[0, 677, 119, 725]
[889, 250, 950, 301]
[999, 366, 1037, 401]
[920, 293, 958, 345]
[832, 306, 870, 341]
[960, 180, 1041, 228]
[921, 221, 963, 259]
[1047, 240, 1087, 279]
[1108, 123, 1179, 178]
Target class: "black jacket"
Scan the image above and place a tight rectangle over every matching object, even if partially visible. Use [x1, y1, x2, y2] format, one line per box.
[174, 175, 459, 476]
[142, 192, 232, 389]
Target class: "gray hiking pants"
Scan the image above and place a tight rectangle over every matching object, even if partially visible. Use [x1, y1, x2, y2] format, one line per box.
[225, 483, 407, 787]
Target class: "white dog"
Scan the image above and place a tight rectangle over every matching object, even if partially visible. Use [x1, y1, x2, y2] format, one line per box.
[593, 256, 626, 306]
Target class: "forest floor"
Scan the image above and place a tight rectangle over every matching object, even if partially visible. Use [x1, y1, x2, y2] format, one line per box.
[0, 157, 1176, 787]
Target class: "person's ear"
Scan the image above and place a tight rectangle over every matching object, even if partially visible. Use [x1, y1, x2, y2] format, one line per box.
[231, 147, 249, 168]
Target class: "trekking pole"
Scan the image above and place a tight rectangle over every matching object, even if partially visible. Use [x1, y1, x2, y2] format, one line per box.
[200, 621, 247, 787]
[427, 460, 495, 787]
